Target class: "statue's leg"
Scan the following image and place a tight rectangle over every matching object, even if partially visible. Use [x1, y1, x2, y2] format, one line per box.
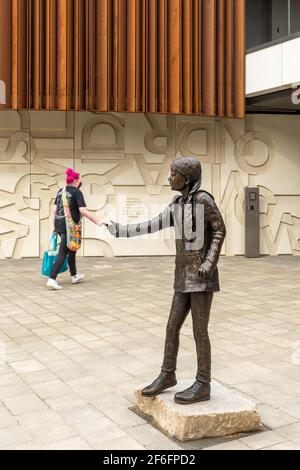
[141, 292, 191, 397]
[161, 291, 191, 374]
[173, 291, 213, 404]
[190, 291, 214, 384]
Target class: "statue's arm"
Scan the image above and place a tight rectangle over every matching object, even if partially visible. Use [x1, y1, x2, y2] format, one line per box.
[108, 203, 174, 238]
[199, 196, 226, 278]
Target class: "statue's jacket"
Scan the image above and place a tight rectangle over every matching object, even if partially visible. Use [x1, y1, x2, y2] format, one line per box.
[116, 182, 226, 293]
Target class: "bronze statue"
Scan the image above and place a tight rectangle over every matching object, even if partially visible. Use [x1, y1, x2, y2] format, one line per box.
[107, 157, 226, 404]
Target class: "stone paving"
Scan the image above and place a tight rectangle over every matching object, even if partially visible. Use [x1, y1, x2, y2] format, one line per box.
[0, 255, 300, 450]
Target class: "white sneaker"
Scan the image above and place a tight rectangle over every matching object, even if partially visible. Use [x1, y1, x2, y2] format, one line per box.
[46, 278, 62, 290]
[71, 273, 85, 284]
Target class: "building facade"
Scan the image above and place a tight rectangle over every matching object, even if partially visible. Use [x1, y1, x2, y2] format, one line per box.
[0, 0, 299, 259]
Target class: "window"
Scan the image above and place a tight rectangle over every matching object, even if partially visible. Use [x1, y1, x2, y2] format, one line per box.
[290, 0, 300, 35]
[247, 0, 300, 50]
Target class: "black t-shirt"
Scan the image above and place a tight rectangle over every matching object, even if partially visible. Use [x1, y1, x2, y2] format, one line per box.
[54, 186, 86, 233]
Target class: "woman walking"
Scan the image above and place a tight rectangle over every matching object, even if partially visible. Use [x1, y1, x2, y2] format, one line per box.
[46, 168, 102, 290]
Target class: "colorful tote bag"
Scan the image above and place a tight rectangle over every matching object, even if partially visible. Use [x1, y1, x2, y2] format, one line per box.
[61, 187, 82, 252]
[41, 233, 68, 277]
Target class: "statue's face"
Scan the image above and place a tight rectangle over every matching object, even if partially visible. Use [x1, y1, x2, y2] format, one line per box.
[168, 164, 187, 191]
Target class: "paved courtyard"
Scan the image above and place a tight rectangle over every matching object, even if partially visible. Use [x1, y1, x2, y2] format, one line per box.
[0, 255, 300, 450]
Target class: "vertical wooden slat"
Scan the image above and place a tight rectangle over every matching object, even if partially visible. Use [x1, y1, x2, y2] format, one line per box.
[0, 0, 12, 109]
[86, 0, 90, 109]
[45, 0, 57, 109]
[50, 0, 57, 109]
[18, 0, 29, 108]
[127, 0, 136, 111]
[118, 0, 126, 111]
[199, 0, 202, 114]
[74, 0, 79, 109]
[202, 0, 216, 116]
[217, 0, 225, 116]
[183, 0, 191, 114]
[225, 0, 234, 117]
[74, 0, 85, 110]
[148, 0, 156, 112]
[167, 0, 180, 113]
[179, 0, 182, 113]
[66, 0, 74, 109]
[142, 0, 146, 111]
[27, 0, 32, 109]
[79, 0, 86, 109]
[113, 0, 119, 110]
[96, 0, 109, 110]
[33, 0, 40, 109]
[193, 0, 200, 114]
[57, 0, 67, 109]
[157, 0, 165, 113]
[135, 0, 141, 111]
[85, 0, 89, 109]
[11, 0, 18, 108]
[39, 0, 45, 109]
[88, 0, 96, 110]
[107, 0, 113, 110]
[234, 0, 245, 118]
[45, 0, 50, 108]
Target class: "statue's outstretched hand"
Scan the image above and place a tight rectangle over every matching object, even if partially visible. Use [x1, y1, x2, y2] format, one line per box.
[198, 259, 214, 279]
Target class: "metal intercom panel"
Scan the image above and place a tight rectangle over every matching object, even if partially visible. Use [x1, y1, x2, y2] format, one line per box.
[245, 187, 260, 258]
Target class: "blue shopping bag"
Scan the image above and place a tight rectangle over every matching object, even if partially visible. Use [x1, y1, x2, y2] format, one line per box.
[41, 234, 68, 277]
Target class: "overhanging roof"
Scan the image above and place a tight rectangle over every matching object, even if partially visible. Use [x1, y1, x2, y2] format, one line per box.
[246, 88, 300, 114]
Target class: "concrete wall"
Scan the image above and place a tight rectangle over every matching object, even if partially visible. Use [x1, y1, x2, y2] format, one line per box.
[0, 110, 299, 258]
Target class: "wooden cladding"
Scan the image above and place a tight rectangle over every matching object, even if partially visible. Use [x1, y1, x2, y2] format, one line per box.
[0, 0, 245, 117]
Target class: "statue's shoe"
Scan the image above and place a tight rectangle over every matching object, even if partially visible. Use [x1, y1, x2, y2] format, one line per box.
[174, 381, 210, 404]
[141, 371, 177, 397]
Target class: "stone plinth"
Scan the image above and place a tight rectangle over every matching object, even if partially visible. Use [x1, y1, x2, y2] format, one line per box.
[135, 380, 262, 442]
